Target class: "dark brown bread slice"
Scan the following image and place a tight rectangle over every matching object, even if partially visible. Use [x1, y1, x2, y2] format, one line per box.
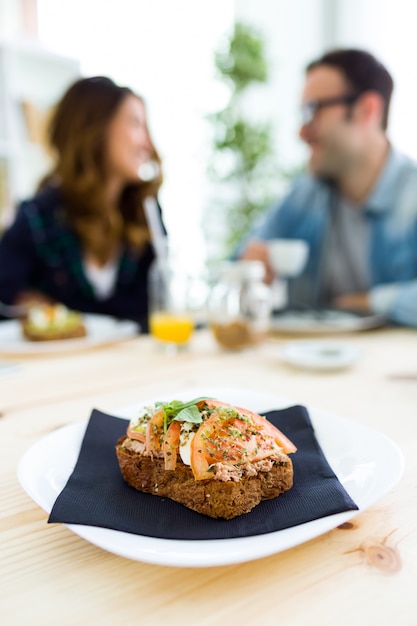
[116, 436, 293, 520]
[22, 322, 87, 341]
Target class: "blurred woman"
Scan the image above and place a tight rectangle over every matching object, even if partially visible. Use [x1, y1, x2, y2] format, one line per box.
[0, 76, 163, 327]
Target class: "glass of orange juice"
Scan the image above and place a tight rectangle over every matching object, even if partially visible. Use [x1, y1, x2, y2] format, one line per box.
[148, 257, 195, 352]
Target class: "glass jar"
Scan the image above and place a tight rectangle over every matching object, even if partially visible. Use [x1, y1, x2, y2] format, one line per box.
[208, 260, 272, 350]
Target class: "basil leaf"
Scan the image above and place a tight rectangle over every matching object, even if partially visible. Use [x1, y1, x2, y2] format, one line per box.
[173, 405, 203, 424]
[155, 396, 214, 432]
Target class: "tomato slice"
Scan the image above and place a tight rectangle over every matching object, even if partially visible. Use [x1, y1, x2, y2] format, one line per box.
[250, 413, 297, 455]
[190, 403, 296, 480]
[163, 421, 181, 470]
[145, 407, 165, 455]
[197, 399, 297, 454]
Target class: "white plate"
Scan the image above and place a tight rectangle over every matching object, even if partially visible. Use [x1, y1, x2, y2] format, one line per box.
[279, 340, 361, 371]
[271, 310, 386, 334]
[0, 314, 138, 354]
[17, 386, 404, 568]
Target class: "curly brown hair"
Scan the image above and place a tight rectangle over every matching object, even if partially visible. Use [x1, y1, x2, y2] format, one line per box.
[40, 76, 163, 264]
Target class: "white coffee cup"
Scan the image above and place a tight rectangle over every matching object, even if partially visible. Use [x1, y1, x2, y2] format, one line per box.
[267, 239, 309, 277]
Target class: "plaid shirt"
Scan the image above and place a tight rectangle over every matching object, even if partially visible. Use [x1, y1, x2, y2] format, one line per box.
[0, 185, 156, 327]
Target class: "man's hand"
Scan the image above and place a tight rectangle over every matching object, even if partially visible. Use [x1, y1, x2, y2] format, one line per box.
[332, 291, 371, 314]
[239, 240, 275, 284]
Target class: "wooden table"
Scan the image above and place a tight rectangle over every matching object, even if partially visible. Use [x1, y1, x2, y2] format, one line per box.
[1, 327, 416, 625]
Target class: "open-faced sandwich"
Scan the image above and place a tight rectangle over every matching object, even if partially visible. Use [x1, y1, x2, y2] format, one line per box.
[116, 397, 296, 519]
[21, 303, 87, 341]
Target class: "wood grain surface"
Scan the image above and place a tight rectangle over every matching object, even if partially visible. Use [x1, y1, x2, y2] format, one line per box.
[0, 327, 416, 626]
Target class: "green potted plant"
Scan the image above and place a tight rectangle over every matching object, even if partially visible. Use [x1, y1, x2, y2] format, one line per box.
[205, 21, 283, 258]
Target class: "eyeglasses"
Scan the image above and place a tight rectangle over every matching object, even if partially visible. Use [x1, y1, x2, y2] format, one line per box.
[300, 93, 361, 126]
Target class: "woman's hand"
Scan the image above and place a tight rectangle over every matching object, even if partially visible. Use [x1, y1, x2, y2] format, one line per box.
[15, 290, 54, 308]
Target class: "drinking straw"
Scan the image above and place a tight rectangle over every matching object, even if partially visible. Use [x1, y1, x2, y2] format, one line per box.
[144, 196, 168, 263]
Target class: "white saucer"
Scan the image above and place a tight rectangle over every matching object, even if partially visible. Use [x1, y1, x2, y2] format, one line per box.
[279, 340, 361, 371]
[271, 310, 386, 334]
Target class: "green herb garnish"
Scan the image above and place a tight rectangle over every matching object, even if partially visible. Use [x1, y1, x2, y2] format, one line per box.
[173, 405, 202, 424]
[156, 397, 212, 433]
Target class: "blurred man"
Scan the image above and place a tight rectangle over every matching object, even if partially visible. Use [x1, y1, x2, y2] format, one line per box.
[240, 48, 417, 327]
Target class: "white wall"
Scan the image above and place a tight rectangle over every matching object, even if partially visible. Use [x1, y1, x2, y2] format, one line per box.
[333, 0, 417, 160]
[37, 0, 235, 267]
[0, 0, 21, 37]
[236, 0, 417, 170]
[235, 0, 326, 170]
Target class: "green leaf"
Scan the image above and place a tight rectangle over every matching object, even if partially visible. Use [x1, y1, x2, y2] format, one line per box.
[173, 405, 203, 424]
[155, 397, 213, 432]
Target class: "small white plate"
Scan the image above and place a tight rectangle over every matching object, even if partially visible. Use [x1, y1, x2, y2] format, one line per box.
[0, 314, 138, 355]
[271, 310, 386, 334]
[17, 386, 403, 568]
[279, 341, 361, 371]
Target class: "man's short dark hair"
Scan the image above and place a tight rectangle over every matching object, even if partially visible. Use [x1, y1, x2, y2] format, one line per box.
[307, 49, 394, 130]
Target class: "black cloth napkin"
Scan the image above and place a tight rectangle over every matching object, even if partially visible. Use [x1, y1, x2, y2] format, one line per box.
[48, 406, 358, 540]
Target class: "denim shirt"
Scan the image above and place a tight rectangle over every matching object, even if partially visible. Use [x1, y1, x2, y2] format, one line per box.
[251, 148, 417, 327]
